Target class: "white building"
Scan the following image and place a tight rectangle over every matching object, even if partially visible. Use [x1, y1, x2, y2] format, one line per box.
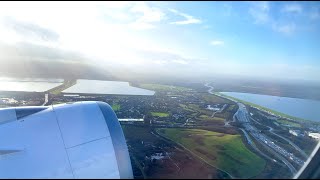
[289, 129, 299, 136]
[308, 132, 320, 140]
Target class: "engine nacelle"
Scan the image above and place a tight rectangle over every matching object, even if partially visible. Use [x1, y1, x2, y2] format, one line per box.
[0, 101, 133, 179]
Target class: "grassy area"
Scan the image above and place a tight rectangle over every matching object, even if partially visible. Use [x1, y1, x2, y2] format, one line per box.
[111, 103, 120, 111]
[277, 119, 301, 128]
[139, 83, 191, 92]
[226, 104, 236, 112]
[215, 92, 310, 122]
[180, 103, 217, 118]
[151, 112, 169, 117]
[199, 115, 225, 121]
[52, 101, 67, 105]
[201, 94, 233, 104]
[157, 128, 266, 178]
[179, 104, 196, 113]
[122, 125, 227, 179]
[189, 104, 213, 116]
[111, 104, 121, 111]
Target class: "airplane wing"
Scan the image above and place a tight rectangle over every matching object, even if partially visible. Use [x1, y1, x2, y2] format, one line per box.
[0, 101, 133, 179]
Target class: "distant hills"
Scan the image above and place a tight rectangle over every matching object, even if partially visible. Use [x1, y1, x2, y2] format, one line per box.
[0, 59, 114, 80]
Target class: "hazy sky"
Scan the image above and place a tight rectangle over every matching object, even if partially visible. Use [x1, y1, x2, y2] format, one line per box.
[0, 1, 319, 82]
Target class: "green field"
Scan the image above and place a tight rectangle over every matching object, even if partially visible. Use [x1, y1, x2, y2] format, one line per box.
[226, 104, 236, 112]
[277, 119, 301, 128]
[139, 83, 191, 92]
[151, 112, 169, 117]
[199, 115, 225, 121]
[201, 94, 232, 104]
[157, 128, 266, 178]
[179, 103, 226, 119]
[179, 104, 196, 113]
[111, 104, 121, 111]
[52, 101, 67, 105]
[188, 104, 214, 116]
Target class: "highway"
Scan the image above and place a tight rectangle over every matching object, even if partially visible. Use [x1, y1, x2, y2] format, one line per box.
[235, 102, 302, 174]
[249, 116, 308, 160]
[204, 83, 303, 174]
[239, 128, 277, 163]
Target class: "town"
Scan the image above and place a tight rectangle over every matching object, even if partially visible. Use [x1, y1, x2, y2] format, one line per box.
[0, 81, 319, 179]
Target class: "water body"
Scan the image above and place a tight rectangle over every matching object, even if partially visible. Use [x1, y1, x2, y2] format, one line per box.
[0, 77, 64, 83]
[220, 92, 320, 122]
[0, 77, 63, 92]
[62, 79, 155, 96]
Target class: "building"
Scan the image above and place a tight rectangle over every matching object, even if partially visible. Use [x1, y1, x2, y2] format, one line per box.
[289, 129, 304, 137]
[308, 132, 320, 140]
[289, 129, 299, 136]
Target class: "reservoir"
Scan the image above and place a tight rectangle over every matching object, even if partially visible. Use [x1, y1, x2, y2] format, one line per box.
[62, 79, 155, 96]
[220, 92, 320, 122]
[0, 77, 63, 92]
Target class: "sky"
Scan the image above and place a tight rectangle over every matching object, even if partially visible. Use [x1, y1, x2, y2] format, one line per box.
[0, 1, 319, 82]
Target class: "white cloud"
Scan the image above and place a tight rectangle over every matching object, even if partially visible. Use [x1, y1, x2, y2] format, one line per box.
[223, 3, 233, 17]
[172, 59, 188, 65]
[249, 1, 270, 24]
[169, 8, 202, 25]
[1, 17, 59, 45]
[84, 2, 165, 30]
[202, 25, 211, 29]
[99, 3, 132, 21]
[248, 2, 299, 36]
[210, 40, 224, 46]
[130, 2, 165, 23]
[153, 60, 167, 65]
[128, 22, 155, 30]
[310, 7, 320, 20]
[272, 23, 296, 35]
[0, 1, 170, 62]
[101, 1, 132, 9]
[129, 2, 165, 30]
[282, 3, 303, 14]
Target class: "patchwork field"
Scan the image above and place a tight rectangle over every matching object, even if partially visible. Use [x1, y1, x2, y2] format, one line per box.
[277, 119, 301, 128]
[157, 128, 266, 178]
[139, 84, 192, 92]
[111, 103, 121, 111]
[121, 126, 227, 179]
[151, 112, 170, 117]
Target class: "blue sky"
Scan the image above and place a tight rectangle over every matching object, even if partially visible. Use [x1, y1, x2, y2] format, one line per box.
[142, 1, 320, 65]
[0, 1, 319, 81]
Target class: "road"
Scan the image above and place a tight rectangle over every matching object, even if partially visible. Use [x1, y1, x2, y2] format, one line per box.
[249, 116, 308, 160]
[239, 128, 277, 163]
[235, 102, 300, 174]
[269, 130, 308, 159]
[204, 83, 302, 174]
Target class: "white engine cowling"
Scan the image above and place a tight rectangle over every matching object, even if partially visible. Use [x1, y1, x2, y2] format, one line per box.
[0, 101, 133, 179]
